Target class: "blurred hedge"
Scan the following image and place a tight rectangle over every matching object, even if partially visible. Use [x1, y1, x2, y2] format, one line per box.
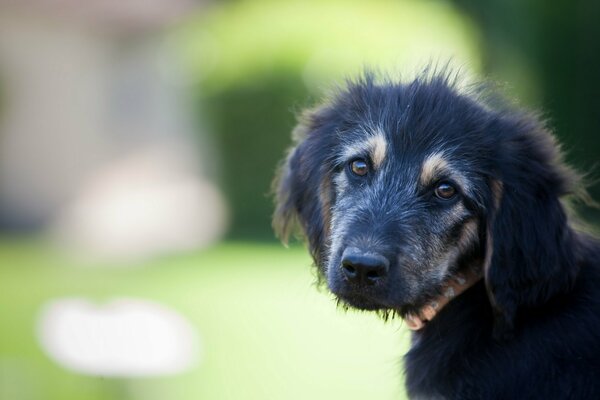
[199, 73, 310, 238]
[452, 0, 600, 224]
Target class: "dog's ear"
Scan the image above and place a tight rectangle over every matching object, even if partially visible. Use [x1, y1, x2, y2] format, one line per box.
[272, 105, 338, 268]
[483, 113, 580, 340]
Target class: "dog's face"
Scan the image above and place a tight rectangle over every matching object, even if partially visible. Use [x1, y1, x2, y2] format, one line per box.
[326, 129, 482, 313]
[274, 74, 578, 330]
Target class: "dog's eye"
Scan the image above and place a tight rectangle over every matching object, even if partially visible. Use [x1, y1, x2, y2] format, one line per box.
[349, 159, 369, 176]
[434, 182, 456, 200]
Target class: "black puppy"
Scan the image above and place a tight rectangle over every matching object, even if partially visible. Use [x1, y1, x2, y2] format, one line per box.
[273, 71, 600, 399]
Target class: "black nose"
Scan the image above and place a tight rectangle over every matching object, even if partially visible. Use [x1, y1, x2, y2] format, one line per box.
[341, 248, 390, 285]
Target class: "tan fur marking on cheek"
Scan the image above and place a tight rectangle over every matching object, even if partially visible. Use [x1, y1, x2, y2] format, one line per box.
[442, 203, 469, 228]
[420, 152, 449, 186]
[483, 226, 498, 307]
[430, 218, 478, 283]
[458, 219, 479, 252]
[367, 133, 387, 169]
[491, 179, 504, 209]
[449, 203, 466, 221]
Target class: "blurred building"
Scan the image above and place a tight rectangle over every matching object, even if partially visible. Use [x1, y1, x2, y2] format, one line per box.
[0, 0, 228, 259]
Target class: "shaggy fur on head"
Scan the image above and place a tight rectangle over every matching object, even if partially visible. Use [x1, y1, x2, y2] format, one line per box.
[273, 70, 600, 399]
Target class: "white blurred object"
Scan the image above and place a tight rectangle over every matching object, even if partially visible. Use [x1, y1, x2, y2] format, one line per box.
[37, 297, 200, 377]
[52, 146, 228, 260]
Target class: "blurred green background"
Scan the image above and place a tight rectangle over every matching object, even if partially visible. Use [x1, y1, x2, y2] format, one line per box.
[0, 0, 598, 399]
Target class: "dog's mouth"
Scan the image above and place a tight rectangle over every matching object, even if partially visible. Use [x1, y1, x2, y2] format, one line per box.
[335, 288, 433, 316]
[333, 292, 430, 325]
[335, 294, 388, 311]
[334, 266, 483, 330]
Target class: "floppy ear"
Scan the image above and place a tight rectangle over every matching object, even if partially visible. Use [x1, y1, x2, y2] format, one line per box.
[272, 106, 338, 269]
[484, 114, 580, 339]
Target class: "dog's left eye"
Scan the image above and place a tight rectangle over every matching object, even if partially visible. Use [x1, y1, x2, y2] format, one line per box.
[434, 182, 457, 200]
[349, 159, 369, 176]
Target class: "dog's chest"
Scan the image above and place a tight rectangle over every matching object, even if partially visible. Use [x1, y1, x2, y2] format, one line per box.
[403, 285, 495, 399]
[404, 331, 482, 399]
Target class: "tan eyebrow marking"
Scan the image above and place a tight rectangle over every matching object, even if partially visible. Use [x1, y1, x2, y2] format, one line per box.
[420, 151, 471, 192]
[420, 152, 449, 186]
[367, 133, 387, 169]
[340, 129, 388, 170]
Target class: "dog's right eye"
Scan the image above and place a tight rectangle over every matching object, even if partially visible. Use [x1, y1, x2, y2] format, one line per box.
[349, 159, 369, 176]
[434, 182, 457, 200]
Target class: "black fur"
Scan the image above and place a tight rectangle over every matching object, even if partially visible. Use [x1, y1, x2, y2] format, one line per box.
[273, 71, 600, 399]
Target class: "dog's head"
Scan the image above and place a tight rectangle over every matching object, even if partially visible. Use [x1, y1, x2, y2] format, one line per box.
[274, 73, 580, 336]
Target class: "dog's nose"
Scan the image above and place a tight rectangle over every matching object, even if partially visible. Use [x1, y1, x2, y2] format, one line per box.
[341, 249, 390, 285]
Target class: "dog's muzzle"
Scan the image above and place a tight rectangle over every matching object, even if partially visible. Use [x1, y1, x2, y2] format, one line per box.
[403, 266, 483, 330]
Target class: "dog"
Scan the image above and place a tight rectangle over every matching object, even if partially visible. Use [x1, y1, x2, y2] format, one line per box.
[273, 71, 600, 399]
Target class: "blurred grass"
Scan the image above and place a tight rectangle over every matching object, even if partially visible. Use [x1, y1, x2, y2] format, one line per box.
[0, 240, 410, 400]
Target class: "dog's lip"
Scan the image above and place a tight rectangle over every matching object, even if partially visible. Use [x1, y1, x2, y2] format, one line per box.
[334, 292, 390, 310]
[334, 289, 412, 311]
[334, 288, 442, 317]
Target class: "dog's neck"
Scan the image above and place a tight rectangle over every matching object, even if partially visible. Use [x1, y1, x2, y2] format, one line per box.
[404, 266, 483, 331]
